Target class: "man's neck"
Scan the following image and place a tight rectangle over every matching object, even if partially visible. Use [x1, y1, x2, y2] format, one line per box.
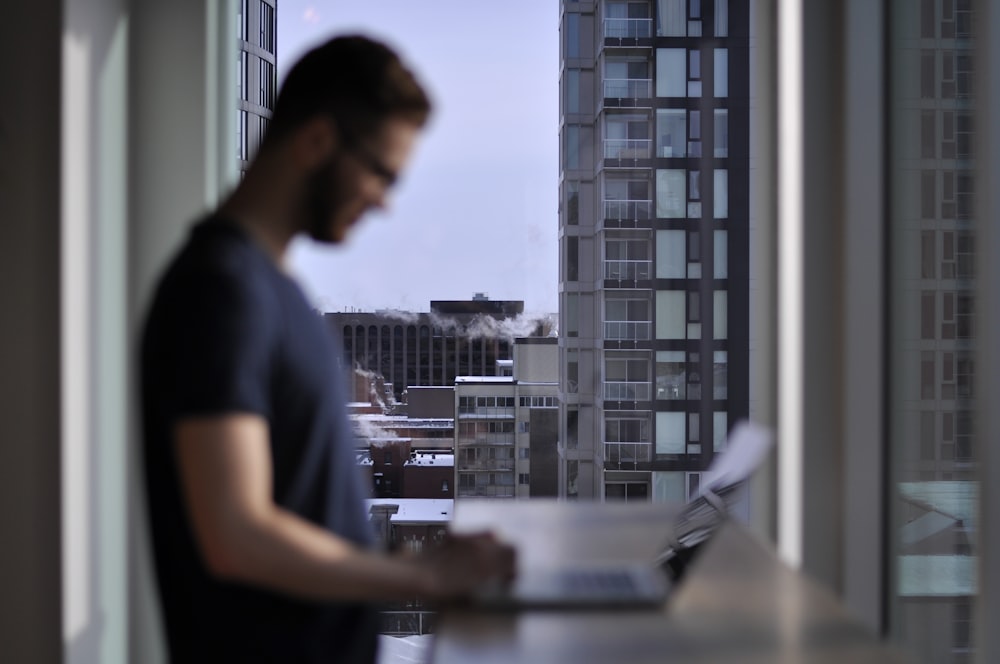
[218, 153, 301, 265]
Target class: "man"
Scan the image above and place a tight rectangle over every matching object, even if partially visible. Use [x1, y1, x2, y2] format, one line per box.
[141, 36, 515, 663]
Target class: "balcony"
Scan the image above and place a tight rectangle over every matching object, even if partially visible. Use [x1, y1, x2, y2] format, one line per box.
[603, 199, 652, 221]
[457, 433, 514, 447]
[603, 381, 652, 401]
[604, 138, 653, 160]
[457, 485, 515, 499]
[457, 459, 515, 472]
[605, 441, 653, 465]
[604, 259, 652, 281]
[604, 321, 652, 341]
[603, 78, 652, 99]
[603, 18, 653, 40]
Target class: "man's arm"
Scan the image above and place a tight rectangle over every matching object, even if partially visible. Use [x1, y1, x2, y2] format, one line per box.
[174, 413, 513, 602]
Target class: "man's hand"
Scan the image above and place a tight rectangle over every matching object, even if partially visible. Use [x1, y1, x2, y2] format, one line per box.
[414, 531, 516, 601]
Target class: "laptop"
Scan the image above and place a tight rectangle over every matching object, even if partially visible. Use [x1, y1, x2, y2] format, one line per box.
[472, 420, 774, 610]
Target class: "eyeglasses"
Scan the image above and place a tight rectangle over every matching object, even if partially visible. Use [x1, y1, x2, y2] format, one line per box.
[347, 143, 399, 189]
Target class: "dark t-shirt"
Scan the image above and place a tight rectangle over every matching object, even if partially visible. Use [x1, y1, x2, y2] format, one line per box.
[141, 216, 378, 663]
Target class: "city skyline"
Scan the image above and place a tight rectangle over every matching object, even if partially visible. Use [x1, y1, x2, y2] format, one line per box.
[277, 1, 560, 315]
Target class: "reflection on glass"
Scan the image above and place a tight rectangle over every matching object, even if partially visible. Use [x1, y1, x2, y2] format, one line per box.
[890, 1, 978, 662]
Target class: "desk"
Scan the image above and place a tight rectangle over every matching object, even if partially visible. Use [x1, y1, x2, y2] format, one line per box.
[432, 500, 906, 663]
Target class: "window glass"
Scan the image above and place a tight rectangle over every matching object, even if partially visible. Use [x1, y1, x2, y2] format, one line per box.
[656, 351, 686, 400]
[655, 412, 685, 454]
[657, 109, 687, 157]
[656, 169, 686, 218]
[714, 48, 728, 97]
[656, 290, 686, 339]
[714, 169, 729, 218]
[656, 230, 686, 278]
[714, 230, 728, 278]
[713, 290, 727, 339]
[714, 109, 729, 157]
[656, 0, 686, 36]
[566, 69, 580, 114]
[567, 13, 580, 58]
[656, 48, 687, 97]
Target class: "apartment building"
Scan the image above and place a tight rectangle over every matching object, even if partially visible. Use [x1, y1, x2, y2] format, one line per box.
[558, 0, 750, 501]
[890, 1, 976, 660]
[455, 338, 560, 499]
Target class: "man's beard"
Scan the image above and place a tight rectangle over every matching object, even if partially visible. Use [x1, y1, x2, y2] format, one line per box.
[302, 155, 347, 244]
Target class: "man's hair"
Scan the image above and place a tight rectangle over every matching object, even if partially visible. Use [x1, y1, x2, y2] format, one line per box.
[265, 35, 432, 147]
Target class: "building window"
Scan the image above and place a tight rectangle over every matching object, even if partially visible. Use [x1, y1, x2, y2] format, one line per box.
[714, 48, 729, 97]
[237, 0, 248, 41]
[237, 109, 248, 160]
[565, 236, 579, 281]
[656, 48, 688, 98]
[655, 411, 685, 455]
[713, 290, 728, 339]
[566, 181, 579, 225]
[566, 13, 580, 59]
[519, 473, 530, 485]
[714, 109, 729, 157]
[565, 68, 580, 114]
[237, 51, 248, 101]
[259, 2, 275, 53]
[605, 482, 648, 501]
[714, 169, 728, 218]
[259, 59, 275, 109]
[656, 109, 687, 158]
[656, 169, 686, 218]
[442, 480, 449, 493]
[655, 290, 686, 339]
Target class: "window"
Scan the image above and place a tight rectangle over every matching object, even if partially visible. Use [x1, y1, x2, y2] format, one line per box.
[565, 236, 579, 281]
[714, 230, 728, 278]
[237, 0, 248, 40]
[237, 110, 248, 160]
[656, 229, 686, 278]
[656, 351, 686, 400]
[714, 48, 728, 97]
[566, 12, 580, 58]
[259, 2, 275, 53]
[259, 59, 275, 109]
[714, 169, 728, 218]
[656, 48, 687, 97]
[237, 51, 247, 101]
[714, 109, 729, 157]
[519, 473, 530, 485]
[519, 447, 530, 460]
[655, 290, 686, 339]
[565, 68, 581, 114]
[656, 109, 687, 158]
[566, 181, 580, 225]
[656, 169, 686, 218]
[655, 411, 685, 454]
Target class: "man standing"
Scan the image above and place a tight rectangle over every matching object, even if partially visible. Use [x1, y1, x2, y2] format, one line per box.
[141, 36, 514, 663]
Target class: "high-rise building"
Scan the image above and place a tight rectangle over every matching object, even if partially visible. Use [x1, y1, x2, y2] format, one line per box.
[558, 0, 749, 501]
[889, 1, 976, 661]
[237, 0, 277, 176]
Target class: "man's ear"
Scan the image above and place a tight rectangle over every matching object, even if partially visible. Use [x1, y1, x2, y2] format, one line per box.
[293, 116, 338, 169]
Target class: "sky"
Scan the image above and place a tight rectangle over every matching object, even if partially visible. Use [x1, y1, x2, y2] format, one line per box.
[277, 0, 560, 315]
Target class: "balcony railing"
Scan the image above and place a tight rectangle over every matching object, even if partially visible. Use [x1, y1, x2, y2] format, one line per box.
[604, 78, 652, 99]
[604, 199, 652, 220]
[604, 321, 652, 341]
[457, 433, 515, 447]
[603, 18, 653, 39]
[604, 138, 653, 160]
[605, 441, 653, 464]
[604, 259, 652, 280]
[458, 459, 515, 472]
[603, 381, 652, 401]
[457, 486, 515, 498]
[457, 407, 516, 419]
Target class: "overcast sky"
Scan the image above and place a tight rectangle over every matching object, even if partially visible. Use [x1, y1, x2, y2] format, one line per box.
[277, 0, 560, 315]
